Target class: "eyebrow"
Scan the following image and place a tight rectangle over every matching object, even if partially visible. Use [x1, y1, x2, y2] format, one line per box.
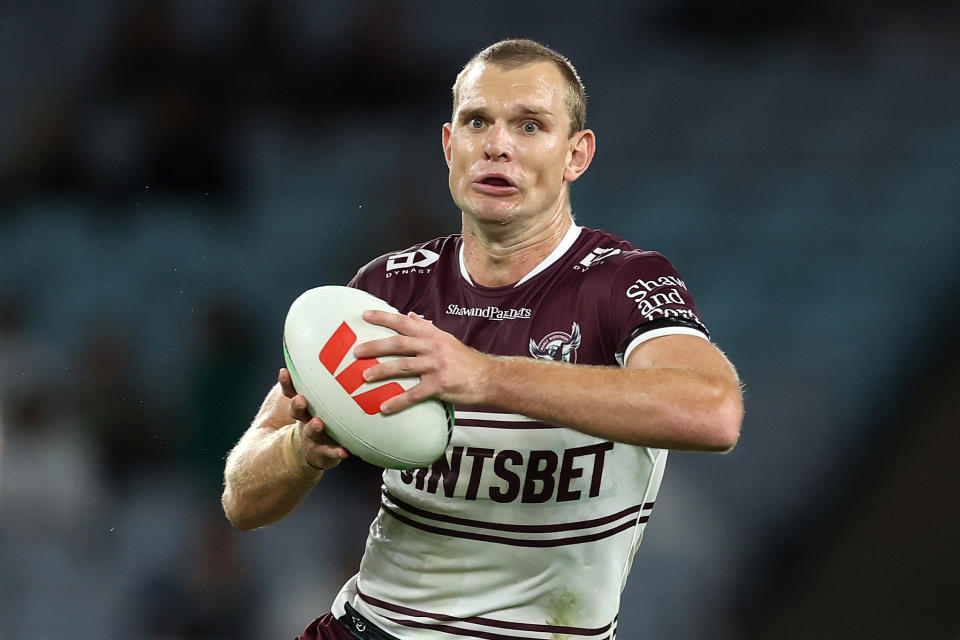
[458, 104, 556, 120]
[516, 105, 554, 117]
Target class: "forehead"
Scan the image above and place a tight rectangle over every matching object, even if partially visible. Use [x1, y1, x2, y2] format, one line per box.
[456, 61, 568, 115]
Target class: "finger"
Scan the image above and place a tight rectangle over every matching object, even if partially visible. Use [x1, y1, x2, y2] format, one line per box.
[301, 416, 327, 441]
[300, 417, 345, 450]
[362, 357, 420, 383]
[278, 368, 297, 398]
[380, 383, 433, 415]
[301, 440, 349, 469]
[289, 394, 312, 422]
[300, 418, 350, 465]
[354, 335, 424, 359]
[362, 310, 428, 335]
[379, 392, 411, 415]
[303, 441, 350, 468]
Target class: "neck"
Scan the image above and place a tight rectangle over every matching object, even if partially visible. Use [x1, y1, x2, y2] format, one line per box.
[461, 198, 573, 288]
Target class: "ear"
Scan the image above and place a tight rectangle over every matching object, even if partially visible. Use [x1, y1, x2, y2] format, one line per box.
[562, 129, 596, 183]
[442, 123, 453, 169]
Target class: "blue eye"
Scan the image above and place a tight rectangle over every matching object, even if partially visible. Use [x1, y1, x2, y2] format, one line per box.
[522, 121, 539, 133]
[469, 117, 484, 128]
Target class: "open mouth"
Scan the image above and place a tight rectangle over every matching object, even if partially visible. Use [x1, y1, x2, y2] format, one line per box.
[481, 176, 513, 187]
[473, 175, 518, 196]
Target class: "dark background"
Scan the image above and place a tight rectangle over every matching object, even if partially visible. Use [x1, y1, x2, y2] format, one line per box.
[1, 1, 958, 638]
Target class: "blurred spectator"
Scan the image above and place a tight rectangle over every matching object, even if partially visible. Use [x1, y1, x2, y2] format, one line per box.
[0, 291, 70, 500]
[0, 294, 105, 544]
[0, 384, 107, 540]
[74, 322, 166, 491]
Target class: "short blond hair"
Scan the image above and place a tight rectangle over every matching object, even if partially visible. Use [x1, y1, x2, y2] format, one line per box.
[451, 39, 587, 137]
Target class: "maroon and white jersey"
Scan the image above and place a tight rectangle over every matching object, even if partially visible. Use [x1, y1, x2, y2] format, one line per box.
[331, 225, 709, 639]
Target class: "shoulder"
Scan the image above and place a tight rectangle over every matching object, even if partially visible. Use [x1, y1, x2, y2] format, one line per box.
[349, 235, 460, 310]
[572, 227, 708, 341]
[351, 235, 459, 286]
[572, 227, 683, 282]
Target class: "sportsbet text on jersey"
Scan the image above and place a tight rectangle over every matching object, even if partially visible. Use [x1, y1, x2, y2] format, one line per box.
[400, 442, 615, 504]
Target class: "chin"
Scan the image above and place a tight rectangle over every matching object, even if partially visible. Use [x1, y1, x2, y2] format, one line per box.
[471, 207, 519, 227]
[468, 196, 522, 220]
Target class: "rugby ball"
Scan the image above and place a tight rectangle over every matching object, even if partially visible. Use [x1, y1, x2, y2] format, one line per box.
[282, 286, 454, 470]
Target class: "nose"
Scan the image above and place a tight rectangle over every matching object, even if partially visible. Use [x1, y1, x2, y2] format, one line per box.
[482, 122, 512, 161]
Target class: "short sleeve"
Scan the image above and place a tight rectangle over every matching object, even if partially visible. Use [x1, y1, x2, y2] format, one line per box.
[347, 254, 389, 297]
[608, 251, 710, 366]
[345, 242, 436, 315]
[346, 267, 367, 291]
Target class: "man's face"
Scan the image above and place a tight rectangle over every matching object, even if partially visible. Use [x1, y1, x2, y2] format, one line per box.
[443, 61, 584, 227]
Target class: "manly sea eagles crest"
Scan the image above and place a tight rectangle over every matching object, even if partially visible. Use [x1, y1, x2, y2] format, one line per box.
[529, 323, 581, 363]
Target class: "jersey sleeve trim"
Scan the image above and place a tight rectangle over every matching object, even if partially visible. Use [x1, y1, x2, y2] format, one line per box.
[617, 326, 709, 367]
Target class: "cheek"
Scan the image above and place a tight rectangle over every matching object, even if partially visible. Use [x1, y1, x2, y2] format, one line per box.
[446, 148, 465, 179]
[450, 140, 475, 179]
[532, 139, 567, 173]
[448, 150, 474, 203]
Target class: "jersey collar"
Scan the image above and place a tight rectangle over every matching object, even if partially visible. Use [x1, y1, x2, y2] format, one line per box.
[459, 224, 583, 288]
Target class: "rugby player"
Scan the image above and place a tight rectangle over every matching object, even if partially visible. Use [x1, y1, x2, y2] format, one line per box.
[223, 38, 743, 640]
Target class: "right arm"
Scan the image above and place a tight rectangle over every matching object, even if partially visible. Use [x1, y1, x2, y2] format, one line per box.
[221, 369, 349, 530]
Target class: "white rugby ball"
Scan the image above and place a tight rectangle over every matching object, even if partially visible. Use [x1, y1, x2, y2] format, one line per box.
[282, 286, 453, 470]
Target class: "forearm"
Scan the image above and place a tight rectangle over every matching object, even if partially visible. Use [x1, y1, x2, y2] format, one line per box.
[222, 422, 322, 530]
[359, 313, 743, 451]
[482, 356, 741, 451]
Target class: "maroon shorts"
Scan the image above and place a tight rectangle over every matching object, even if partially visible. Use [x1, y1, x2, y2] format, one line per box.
[295, 614, 356, 640]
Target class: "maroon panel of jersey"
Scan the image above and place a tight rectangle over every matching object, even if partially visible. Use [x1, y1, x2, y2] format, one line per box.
[347, 226, 708, 371]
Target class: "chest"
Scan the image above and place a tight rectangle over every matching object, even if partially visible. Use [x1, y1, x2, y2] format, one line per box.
[416, 285, 613, 366]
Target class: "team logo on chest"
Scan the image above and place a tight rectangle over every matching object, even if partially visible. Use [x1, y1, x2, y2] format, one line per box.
[529, 323, 581, 363]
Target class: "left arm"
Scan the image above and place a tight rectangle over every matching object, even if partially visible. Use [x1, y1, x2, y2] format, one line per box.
[356, 311, 743, 452]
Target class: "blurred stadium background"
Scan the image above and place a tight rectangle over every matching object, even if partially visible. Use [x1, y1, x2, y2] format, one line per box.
[1, 1, 958, 638]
